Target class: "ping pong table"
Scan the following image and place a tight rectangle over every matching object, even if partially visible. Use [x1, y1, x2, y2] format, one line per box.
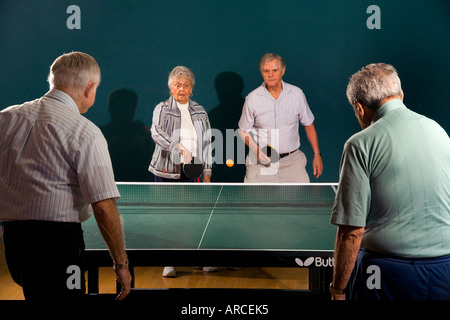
[83, 182, 338, 296]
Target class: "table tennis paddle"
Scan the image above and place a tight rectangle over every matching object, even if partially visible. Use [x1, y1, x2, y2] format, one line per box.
[182, 156, 203, 180]
[261, 145, 280, 164]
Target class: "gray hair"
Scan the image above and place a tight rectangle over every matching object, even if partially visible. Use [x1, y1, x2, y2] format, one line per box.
[168, 66, 195, 90]
[47, 51, 101, 90]
[259, 53, 286, 72]
[346, 63, 402, 111]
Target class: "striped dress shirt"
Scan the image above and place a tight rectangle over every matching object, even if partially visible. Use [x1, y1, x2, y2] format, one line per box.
[0, 89, 120, 223]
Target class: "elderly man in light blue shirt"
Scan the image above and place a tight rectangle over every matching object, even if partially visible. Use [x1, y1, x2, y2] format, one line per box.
[330, 63, 450, 300]
[238, 53, 323, 183]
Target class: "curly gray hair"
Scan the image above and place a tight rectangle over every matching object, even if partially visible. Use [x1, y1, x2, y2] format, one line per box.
[168, 66, 195, 91]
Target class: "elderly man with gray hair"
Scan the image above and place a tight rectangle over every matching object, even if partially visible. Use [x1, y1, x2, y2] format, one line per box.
[330, 63, 450, 300]
[0, 51, 131, 301]
[238, 53, 323, 183]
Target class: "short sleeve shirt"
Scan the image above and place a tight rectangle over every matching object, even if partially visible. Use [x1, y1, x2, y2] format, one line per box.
[238, 81, 315, 154]
[0, 89, 120, 222]
[330, 99, 450, 258]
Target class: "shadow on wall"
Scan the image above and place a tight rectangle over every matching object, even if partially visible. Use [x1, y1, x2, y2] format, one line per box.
[100, 88, 155, 182]
[208, 71, 248, 182]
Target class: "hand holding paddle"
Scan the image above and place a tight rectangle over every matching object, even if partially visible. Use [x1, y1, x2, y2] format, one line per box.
[178, 143, 202, 180]
[177, 143, 192, 164]
[259, 145, 280, 166]
[256, 147, 271, 165]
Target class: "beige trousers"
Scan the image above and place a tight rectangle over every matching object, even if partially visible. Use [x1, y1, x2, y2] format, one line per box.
[244, 149, 310, 183]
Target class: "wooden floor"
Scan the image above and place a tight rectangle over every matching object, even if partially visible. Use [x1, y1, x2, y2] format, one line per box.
[0, 242, 309, 300]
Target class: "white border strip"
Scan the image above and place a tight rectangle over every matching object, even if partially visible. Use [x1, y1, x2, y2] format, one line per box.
[116, 182, 338, 187]
[87, 248, 334, 252]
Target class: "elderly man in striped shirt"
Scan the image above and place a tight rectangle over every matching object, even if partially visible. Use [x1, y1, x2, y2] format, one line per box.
[0, 52, 131, 301]
[238, 53, 323, 183]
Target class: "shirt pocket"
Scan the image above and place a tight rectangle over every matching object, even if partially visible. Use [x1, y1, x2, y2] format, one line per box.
[277, 102, 299, 127]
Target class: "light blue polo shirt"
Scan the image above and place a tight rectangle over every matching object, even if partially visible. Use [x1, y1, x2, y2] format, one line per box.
[331, 99, 450, 258]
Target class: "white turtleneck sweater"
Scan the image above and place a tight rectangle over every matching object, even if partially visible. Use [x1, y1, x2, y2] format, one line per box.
[177, 101, 198, 157]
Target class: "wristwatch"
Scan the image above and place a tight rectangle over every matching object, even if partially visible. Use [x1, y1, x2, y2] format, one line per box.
[329, 282, 345, 295]
[314, 152, 322, 157]
[113, 259, 129, 270]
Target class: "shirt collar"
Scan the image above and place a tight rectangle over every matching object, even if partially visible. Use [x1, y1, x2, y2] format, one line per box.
[259, 80, 290, 97]
[44, 89, 80, 114]
[169, 95, 195, 110]
[372, 99, 406, 123]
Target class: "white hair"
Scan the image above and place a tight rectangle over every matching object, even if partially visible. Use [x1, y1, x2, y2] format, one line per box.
[47, 51, 101, 90]
[167, 66, 195, 90]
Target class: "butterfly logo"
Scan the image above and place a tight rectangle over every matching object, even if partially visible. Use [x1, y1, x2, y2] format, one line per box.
[295, 257, 315, 267]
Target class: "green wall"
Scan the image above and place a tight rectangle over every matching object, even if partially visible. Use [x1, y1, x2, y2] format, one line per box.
[1, 0, 449, 182]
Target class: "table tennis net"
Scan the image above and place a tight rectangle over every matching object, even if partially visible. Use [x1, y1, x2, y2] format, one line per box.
[115, 183, 338, 208]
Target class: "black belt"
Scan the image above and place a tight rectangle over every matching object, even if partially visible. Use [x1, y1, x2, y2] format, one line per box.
[279, 149, 298, 159]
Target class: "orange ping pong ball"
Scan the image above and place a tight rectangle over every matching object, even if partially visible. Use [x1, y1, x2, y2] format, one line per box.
[226, 159, 234, 167]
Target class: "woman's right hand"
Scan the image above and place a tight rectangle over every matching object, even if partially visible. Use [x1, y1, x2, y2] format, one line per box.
[177, 143, 193, 163]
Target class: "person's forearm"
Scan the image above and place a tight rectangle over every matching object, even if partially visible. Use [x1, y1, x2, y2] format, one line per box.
[92, 198, 128, 265]
[332, 225, 364, 290]
[304, 123, 323, 178]
[238, 129, 271, 164]
[303, 123, 320, 153]
[238, 129, 258, 153]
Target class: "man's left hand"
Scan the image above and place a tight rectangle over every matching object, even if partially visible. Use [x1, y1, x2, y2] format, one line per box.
[313, 154, 323, 178]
